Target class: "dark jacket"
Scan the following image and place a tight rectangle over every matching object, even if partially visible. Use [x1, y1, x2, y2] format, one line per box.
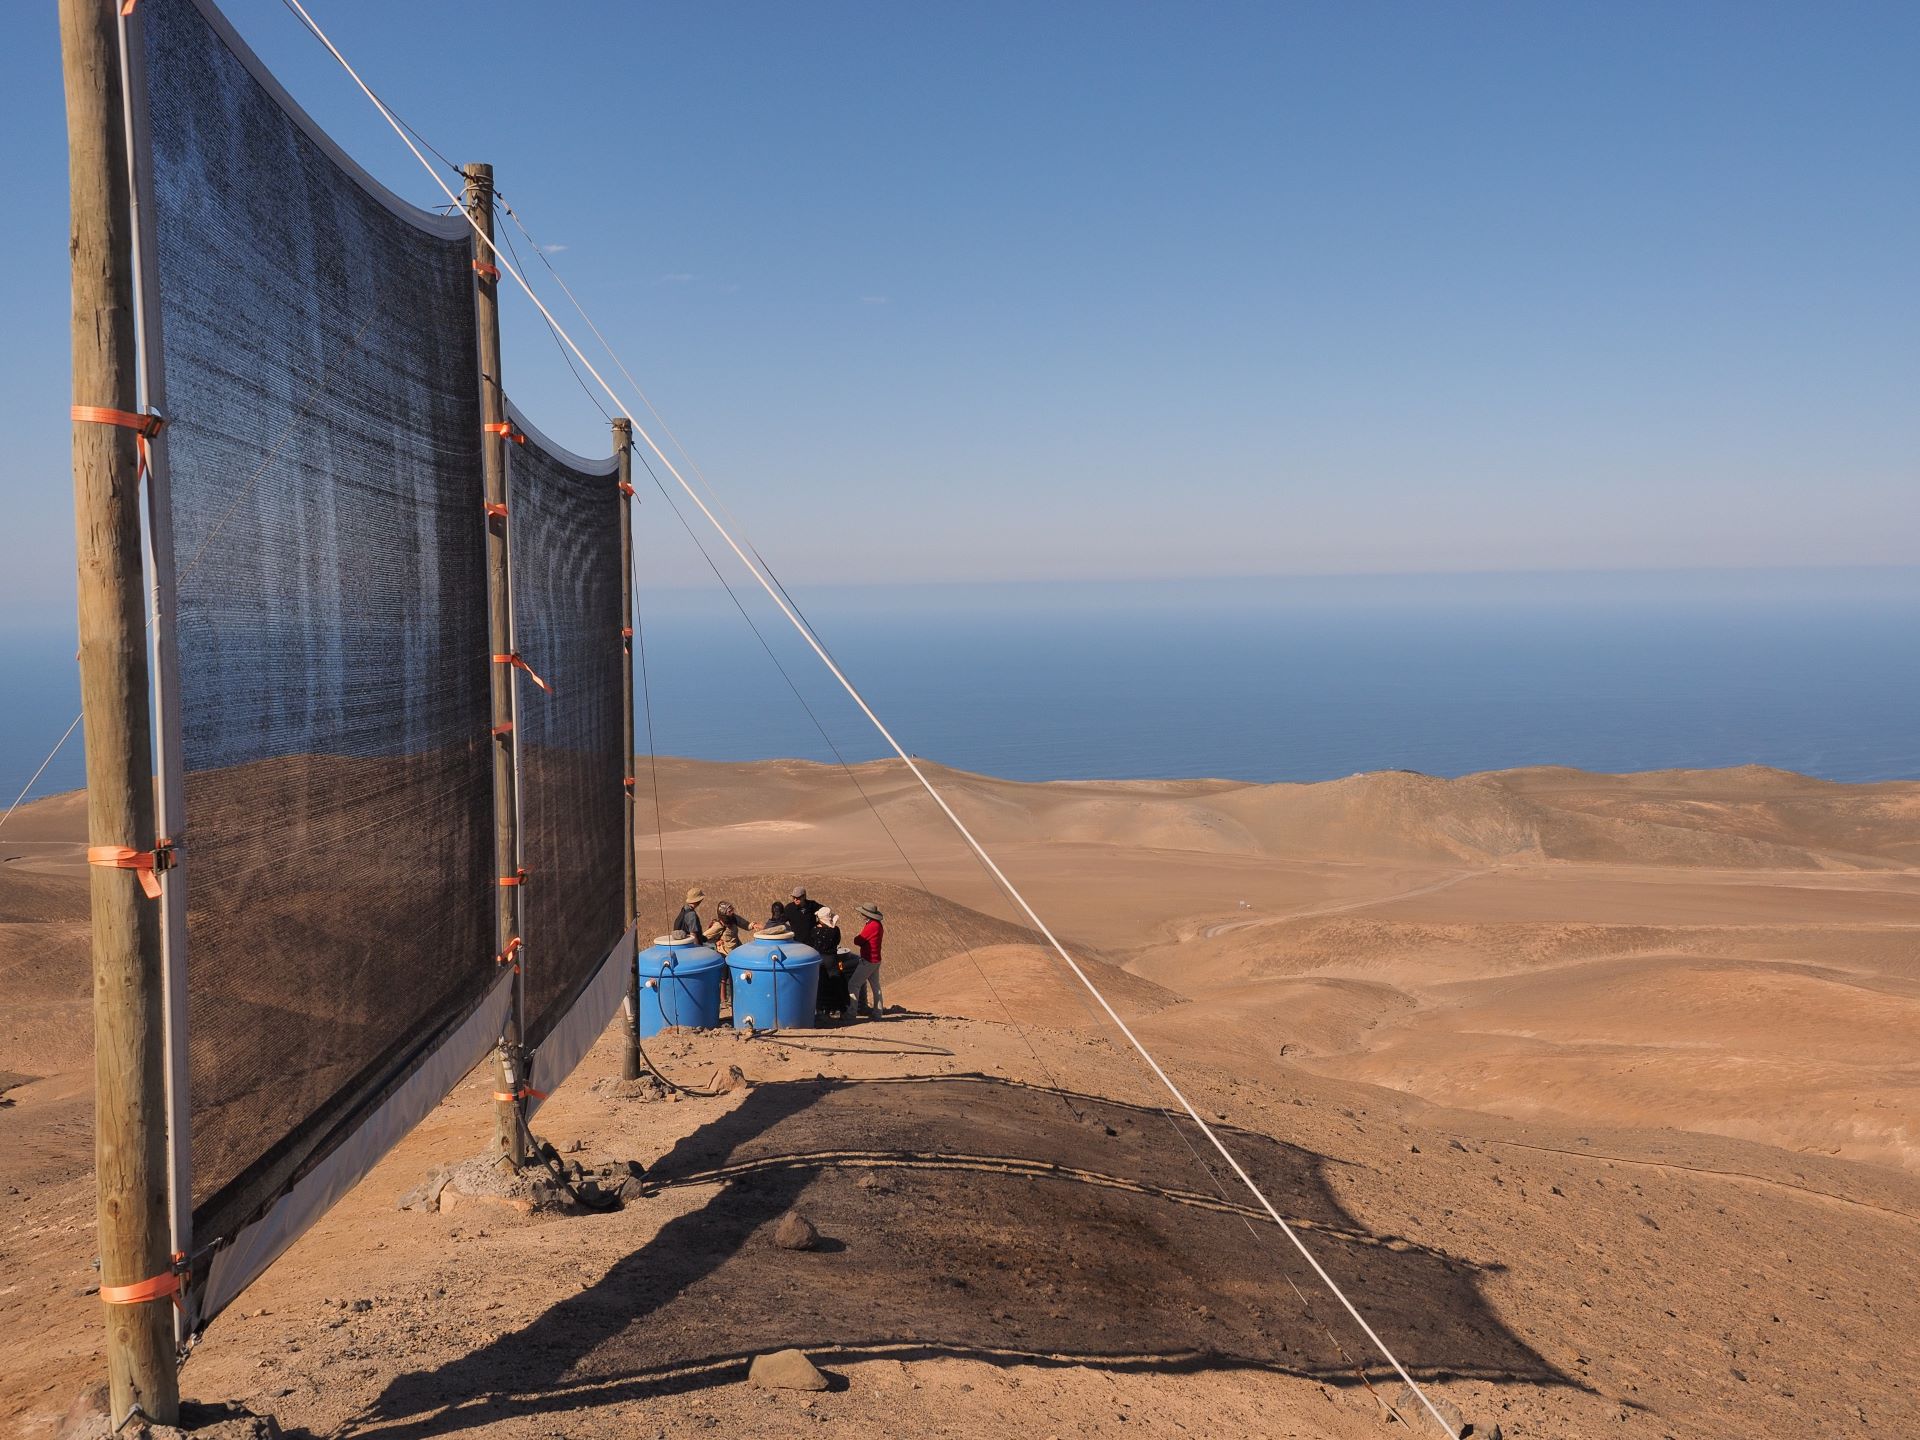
[813, 922, 842, 956]
[784, 896, 822, 945]
[673, 904, 702, 940]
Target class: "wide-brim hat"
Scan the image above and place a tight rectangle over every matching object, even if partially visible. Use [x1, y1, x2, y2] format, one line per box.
[685, 887, 706, 905]
[856, 904, 883, 921]
[756, 924, 795, 940]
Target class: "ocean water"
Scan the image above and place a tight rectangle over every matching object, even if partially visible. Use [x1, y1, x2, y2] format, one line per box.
[5, 568, 1919, 804]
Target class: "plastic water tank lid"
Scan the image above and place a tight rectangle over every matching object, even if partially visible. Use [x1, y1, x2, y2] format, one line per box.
[653, 933, 695, 946]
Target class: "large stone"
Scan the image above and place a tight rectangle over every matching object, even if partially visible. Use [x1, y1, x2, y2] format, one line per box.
[749, 1349, 829, 1391]
[773, 1211, 819, 1251]
[1390, 1385, 1466, 1435]
[53, 1384, 110, 1440]
[396, 1166, 450, 1212]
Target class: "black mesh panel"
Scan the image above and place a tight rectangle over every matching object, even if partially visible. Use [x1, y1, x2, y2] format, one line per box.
[142, 0, 494, 1244]
[505, 418, 626, 1050]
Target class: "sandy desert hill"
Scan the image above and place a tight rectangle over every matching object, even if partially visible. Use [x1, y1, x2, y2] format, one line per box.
[2, 760, 1916, 1439]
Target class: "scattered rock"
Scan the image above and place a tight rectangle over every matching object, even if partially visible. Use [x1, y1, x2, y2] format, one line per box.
[435, 1154, 578, 1218]
[774, 1212, 819, 1251]
[54, 1383, 109, 1440]
[1389, 1385, 1465, 1434]
[1447, 1139, 1469, 1153]
[748, 1348, 829, 1391]
[58, 1397, 283, 1440]
[592, 1075, 669, 1103]
[1408, 1144, 1420, 1153]
[396, 1166, 451, 1212]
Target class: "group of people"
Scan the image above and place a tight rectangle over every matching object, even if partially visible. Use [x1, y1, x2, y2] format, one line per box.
[672, 884, 886, 1022]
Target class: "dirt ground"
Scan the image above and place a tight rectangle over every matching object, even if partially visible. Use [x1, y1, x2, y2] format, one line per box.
[3, 762, 1918, 1437]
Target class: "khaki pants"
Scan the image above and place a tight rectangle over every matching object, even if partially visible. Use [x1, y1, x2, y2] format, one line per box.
[843, 960, 883, 1018]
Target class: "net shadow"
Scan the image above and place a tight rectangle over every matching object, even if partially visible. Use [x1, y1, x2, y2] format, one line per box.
[357, 1073, 1571, 1435]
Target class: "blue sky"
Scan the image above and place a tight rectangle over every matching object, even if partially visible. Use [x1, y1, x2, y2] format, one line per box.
[1, 0, 1915, 610]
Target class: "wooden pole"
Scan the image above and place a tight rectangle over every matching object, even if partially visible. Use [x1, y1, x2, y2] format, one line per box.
[614, 419, 640, 1081]
[466, 162, 526, 1167]
[59, 0, 179, 1422]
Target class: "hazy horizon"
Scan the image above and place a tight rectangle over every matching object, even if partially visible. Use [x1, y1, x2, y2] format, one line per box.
[6, 566, 1918, 802]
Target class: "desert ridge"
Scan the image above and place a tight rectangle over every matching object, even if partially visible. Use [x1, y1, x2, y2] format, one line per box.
[2, 759, 1917, 1437]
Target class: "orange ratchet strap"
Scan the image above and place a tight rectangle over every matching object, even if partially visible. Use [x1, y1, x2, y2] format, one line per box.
[87, 840, 174, 900]
[491, 1086, 547, 1103]
[472, 260, 500, 282]
[498, 867, 528, 888]
[484, 501, 508, 519]
[496, 936, 523, 972]
[490, 721, 513, 737]
[623, 776, 636, 794]
[72, 405, 165, 481]
[493, 651, 551, 692]
[620, 626, 634, 639]
[101, 1253, 185, 1307]
[483, 421, 526, 446]
[617, 481, 635, 497]
[120, 0, 140, 15]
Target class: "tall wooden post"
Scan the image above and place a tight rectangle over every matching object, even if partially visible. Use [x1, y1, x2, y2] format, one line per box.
[59, 0, 179, 1423]
[466, 163, 526, 1166]
[614, 419, 641, 1080]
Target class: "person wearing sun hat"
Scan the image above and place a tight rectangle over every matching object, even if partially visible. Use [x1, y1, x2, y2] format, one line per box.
[674, 887, 706, 948]
[844, 902, 885, 1020]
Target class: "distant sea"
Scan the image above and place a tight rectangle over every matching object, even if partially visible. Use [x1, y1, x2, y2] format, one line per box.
[5, 568, 1920, 805]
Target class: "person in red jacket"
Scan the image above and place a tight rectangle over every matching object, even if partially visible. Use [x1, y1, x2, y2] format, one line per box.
[845, 903, 885, 1020]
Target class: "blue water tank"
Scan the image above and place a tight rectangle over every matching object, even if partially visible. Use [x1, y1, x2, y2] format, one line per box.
[636, 935, 726, 1035]
[728, 933, 821, 1031]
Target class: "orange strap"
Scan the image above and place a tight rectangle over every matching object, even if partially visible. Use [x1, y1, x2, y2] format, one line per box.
[87, 841, 173, 900]
[496, 936, 523, 972]
[120, 1, 140, 16]
[472, 260, 500, 282]
[620, 626, 634, 639]
[484, 501, 508, 518]
[623, 776, 636, 794]
[493, 651, 551, 693]
[617, 481, 636, 497]
[483, 421, 526, 446]
[498, 867, 528, 887]
[490, 721, 513, 737]
[491, 1086, 548, 1103]
[100, 1253, 184, 1306]
[72, 405, 165, 480]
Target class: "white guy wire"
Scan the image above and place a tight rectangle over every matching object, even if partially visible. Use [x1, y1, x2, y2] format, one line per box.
[0, 712, 84, 837]
[277, 6, 1459, 1433]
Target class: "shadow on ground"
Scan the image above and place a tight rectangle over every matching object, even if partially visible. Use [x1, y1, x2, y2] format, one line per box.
[353, 1072, 1568, 1436]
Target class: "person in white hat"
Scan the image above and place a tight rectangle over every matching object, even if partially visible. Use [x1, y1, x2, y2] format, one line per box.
[674, 887, 706, 946]
[812, 908, 851, 1017]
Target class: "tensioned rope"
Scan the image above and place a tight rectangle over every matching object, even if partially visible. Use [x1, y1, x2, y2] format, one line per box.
[623, 431, 1094, 1126]
[278, 6, 1458, 1433]
[0, 713, 84, 838]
